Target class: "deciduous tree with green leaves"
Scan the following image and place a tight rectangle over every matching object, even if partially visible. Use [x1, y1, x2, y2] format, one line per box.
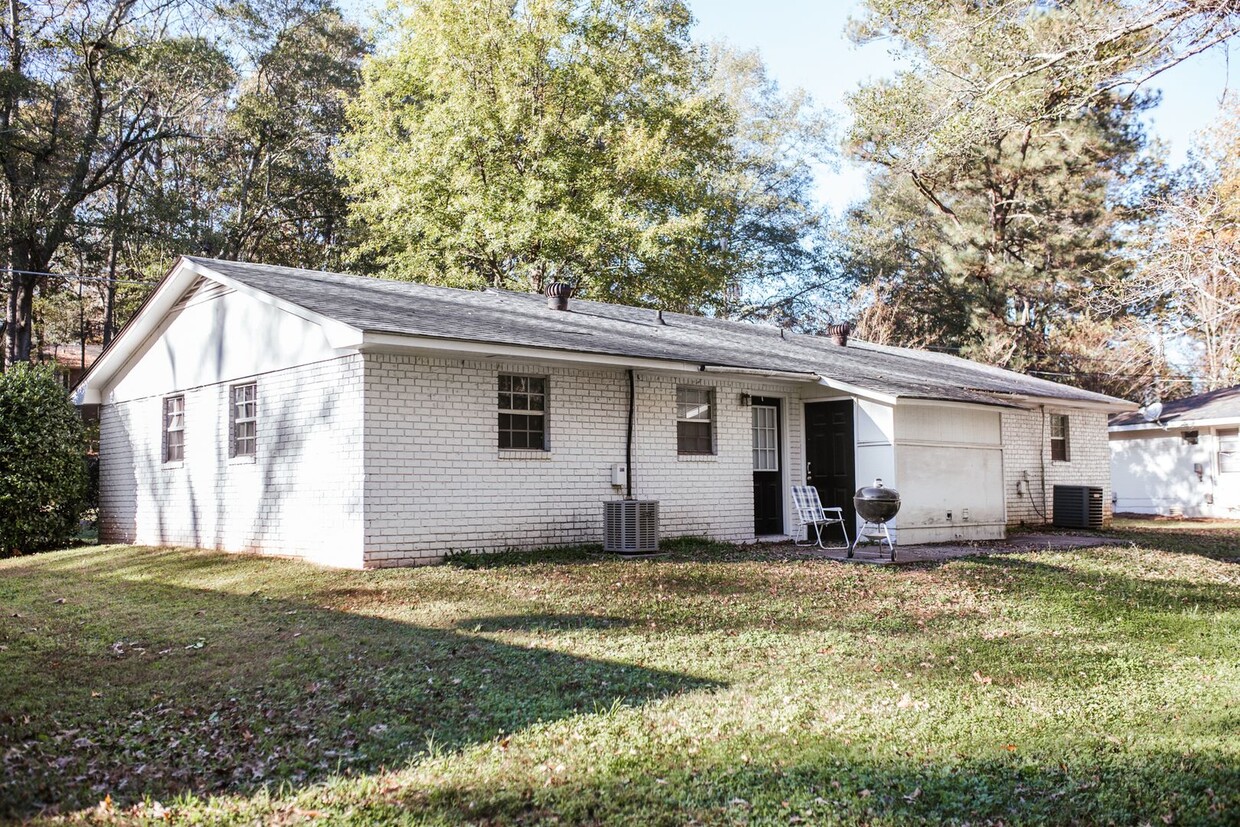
[704, 46, 843, 325]
[339, 0, 739, 309]
[215, 0, 367, 265]
[1, 0, 230, 366]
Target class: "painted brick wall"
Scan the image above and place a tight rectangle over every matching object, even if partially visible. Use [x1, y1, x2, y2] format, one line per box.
[633, 372, 804, 542]
[1001, 408, 1112, 526]
[99, 355, 366, 567]
[361, 354, 804, 566]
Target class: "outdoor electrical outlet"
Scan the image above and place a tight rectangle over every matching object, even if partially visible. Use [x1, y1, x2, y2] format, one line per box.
[962, 508, 970, 521]
[946, 510, 953, 522]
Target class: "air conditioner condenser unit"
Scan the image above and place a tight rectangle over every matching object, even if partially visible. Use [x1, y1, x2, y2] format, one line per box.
[604, 499, 659, 554]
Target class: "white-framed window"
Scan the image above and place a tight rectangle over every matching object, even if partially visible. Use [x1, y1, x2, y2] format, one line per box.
[1219, 428, 1240, 474]
[676, 386, 713, 455]
[1050, 413, 1070, 462]
[163, 395, 185, 463]
[498, 374, 547, 450]
[231, 382, 258, 458]
[752, 404, 779, 471]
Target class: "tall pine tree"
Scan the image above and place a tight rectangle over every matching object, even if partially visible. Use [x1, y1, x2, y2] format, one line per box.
[845, 1, 1163, 393]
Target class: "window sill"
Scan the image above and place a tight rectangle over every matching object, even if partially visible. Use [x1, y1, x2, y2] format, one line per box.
[162, 461, 184, 470]
[229, 454, 257, 466]
[677, 454, 717, 462]
[499, 450, 553, 460]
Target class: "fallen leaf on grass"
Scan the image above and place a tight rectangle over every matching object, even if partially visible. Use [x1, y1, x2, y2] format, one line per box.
[973, 671, 993, 685]
[290, 808, 326, 819]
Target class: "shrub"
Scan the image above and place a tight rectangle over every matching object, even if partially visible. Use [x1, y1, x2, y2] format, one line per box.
[0, 364, 89, 556]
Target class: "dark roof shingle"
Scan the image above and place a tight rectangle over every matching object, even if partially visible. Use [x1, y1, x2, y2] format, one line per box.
[1110, 385, 1240, 427]
[190, 257, 1131, 409]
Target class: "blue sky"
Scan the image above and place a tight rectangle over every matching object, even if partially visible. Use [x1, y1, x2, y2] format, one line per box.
[690, 0, 1236, 214]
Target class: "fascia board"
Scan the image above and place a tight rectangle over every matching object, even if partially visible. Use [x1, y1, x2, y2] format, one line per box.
[359, 331, 704, 373]
[1000, 392, 1137, 413]
[698, 365, 822, 382]
[896, 397, 1013, 414]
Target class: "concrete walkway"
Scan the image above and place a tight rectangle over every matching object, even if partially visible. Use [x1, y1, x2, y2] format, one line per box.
[781, 532, 1115, 565]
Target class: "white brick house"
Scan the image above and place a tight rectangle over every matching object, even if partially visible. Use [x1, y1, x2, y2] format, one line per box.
[73, 258, 1134, 568]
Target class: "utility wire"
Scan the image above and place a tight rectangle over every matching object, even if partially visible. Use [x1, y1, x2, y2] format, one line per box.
[0, 267, 155, 286]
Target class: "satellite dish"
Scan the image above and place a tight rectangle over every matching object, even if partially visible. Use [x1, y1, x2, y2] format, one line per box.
[1141, 401, 1164, 423]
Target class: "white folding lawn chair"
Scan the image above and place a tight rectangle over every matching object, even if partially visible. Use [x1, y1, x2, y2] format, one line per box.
[791, 485, 851, 551]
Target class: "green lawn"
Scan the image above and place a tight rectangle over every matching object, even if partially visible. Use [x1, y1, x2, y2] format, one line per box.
[1, 526, 1237, 825]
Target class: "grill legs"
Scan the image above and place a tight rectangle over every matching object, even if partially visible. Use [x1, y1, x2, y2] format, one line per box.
[852, 520, 895, 561]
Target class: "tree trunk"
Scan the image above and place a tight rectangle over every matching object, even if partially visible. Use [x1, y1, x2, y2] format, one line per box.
[102, 228, 120, 348]
[5, 243, 36, 366]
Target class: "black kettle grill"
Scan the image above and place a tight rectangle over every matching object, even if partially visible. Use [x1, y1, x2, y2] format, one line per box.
[851, 479, 901, 560]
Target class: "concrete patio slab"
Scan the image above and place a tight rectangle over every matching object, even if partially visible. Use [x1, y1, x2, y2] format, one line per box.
[777, 532, 1116, 565]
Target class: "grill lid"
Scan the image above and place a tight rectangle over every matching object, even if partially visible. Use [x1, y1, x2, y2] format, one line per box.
[854, 478, 901, 523]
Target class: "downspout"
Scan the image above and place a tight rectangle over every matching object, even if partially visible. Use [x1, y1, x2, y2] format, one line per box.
[1039, 405, 1049, 524]
[626, 369, 634, 498]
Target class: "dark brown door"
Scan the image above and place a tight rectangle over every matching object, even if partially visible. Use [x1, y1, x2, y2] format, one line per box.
[804, 401, 855, 542]
[752, 398, 782, 535]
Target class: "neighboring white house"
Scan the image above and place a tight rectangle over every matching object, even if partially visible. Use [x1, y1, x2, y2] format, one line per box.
[1109, 386, 1240, 518]
[72, 257, 1134, 568]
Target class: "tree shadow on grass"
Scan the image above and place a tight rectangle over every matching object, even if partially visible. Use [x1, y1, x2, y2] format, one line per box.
[0, 554, 719, 819]
[961, 555, 1240, 619]
[441, 537, 740, 570]
[1102, 523, 1240, 562]
[370, 743, 1240, 826]
[820, 553, 1240, 689]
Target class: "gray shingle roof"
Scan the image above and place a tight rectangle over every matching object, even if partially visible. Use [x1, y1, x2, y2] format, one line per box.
[1110, 385, 1240, 427]
[190, 257, 1131, 409]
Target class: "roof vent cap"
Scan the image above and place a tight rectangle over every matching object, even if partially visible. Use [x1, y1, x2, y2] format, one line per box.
[544, 281, 574, 311]
[825, 322, 851, 346]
